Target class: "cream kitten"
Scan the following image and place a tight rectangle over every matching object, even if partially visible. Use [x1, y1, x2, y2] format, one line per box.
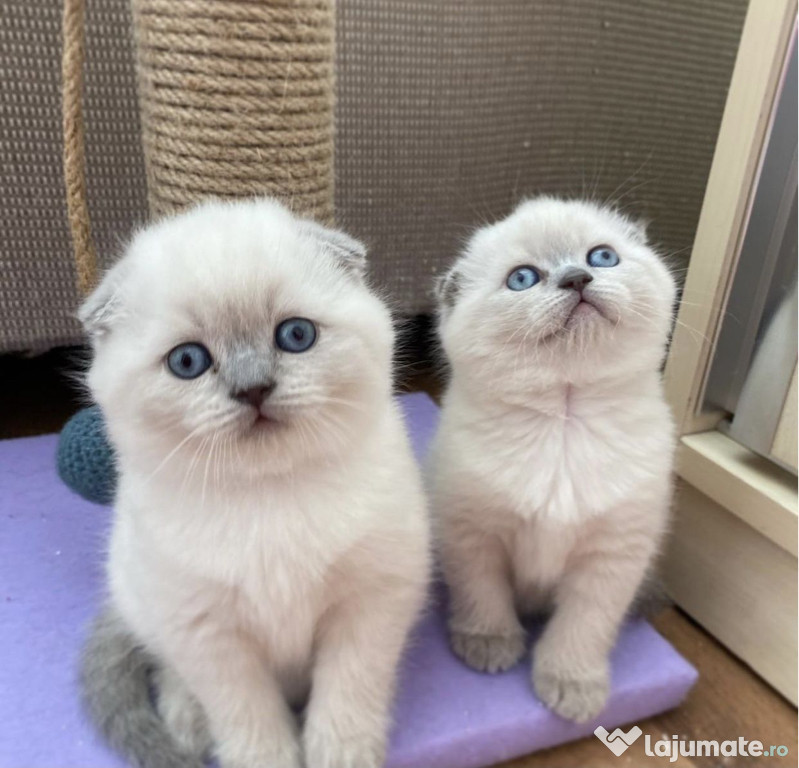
[430, 196, 676, 723]
[79, 199, 430, 768]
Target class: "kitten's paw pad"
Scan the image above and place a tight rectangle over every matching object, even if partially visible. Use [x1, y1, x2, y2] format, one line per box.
[533, 667, 609, 723]
[450, 629, 526, 673]
[304, 731, 385, 768]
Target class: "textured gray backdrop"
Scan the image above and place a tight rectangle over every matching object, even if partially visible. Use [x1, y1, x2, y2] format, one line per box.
[1, 0, 748, 351]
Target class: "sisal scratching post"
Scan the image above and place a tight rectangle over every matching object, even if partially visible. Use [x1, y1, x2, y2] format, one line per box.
[62, 0, 336, 295]
[131, 0, 336, 224]
[62, 0, 99, 295]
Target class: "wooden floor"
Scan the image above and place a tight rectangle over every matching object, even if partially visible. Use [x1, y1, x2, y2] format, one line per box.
[2, 349, 797, 767]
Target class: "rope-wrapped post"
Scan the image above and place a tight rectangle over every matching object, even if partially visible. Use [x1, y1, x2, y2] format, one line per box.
[62, 0, 99, 295]
[131, 0, 336, 225]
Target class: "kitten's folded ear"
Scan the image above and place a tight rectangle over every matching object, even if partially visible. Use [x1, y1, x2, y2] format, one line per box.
[300, 220, 367, 278]
[77, 259, 129, 339]
[434, 265, 461, 315]
[628, 216, 649, 244]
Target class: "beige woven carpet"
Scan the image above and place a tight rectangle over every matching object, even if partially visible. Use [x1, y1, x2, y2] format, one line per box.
[1, 0, 748, 351]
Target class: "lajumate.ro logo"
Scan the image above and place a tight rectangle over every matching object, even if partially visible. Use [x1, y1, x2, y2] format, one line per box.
[594, 725, 790, 760]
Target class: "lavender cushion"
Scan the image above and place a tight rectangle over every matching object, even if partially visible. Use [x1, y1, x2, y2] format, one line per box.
[0, 393, 696, 768]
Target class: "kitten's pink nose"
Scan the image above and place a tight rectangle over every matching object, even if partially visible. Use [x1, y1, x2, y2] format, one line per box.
[558, 268, 593, 292]
[233, 381, 276, 408]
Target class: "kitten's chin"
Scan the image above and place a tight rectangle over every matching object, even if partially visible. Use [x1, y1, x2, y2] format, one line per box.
[230, 406, 366, 476]
[235, 414, 292, 454]
[532, 301, 606, 347]
[566, 299, 602, 325]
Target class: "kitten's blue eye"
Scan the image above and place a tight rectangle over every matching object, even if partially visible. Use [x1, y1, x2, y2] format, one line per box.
[166, 343, 212, 379]
[506, 266, 540, 291]
[275, 318, 317, 353]
[587, 246, 620, 268]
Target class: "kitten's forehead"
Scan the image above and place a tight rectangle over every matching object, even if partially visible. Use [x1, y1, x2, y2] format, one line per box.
[126, 201, 345, 324]
[475, 198, 635, 267]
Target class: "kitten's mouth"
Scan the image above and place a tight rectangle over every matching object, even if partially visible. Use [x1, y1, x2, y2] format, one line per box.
[244, 408, 282, 432]
[566, 298, 604, 326]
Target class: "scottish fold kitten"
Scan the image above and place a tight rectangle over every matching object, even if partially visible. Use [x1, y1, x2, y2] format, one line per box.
[430, 196, 676, 722]
[79, 199, 430, 768]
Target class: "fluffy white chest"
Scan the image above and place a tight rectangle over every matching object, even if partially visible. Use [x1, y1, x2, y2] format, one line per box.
[111, 478, 364, 687]
[453, 385, 672, 521]
[233, 507, 330, 635]
[234, 519, 328, 698]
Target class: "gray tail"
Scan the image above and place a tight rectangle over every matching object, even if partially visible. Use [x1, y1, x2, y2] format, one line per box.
[80, 607, 206, 768]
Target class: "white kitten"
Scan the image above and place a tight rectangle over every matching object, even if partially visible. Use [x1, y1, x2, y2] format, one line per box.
[79, 199, 430, 768]
[429, 196, 676, 723]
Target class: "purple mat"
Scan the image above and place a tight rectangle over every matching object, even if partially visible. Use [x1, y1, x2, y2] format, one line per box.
[0, 393, 696, 768]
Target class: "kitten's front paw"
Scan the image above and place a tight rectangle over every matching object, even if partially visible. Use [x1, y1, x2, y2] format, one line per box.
[217, 735, 302, 768]
[449, 628, 526, 673]
[304, 728, 385, 768]
[532, 659, 609, 723]
[154, 667, 213, 758]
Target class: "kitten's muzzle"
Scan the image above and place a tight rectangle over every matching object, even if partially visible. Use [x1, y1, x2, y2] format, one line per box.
[232, 380, 276, 409]
[558, 268, 593, 292]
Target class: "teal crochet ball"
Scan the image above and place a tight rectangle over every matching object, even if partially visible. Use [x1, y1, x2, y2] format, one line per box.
[57, 406, 117, 505]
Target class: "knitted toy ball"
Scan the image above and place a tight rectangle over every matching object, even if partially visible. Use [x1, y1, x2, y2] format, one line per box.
[57, 406, 116, 505]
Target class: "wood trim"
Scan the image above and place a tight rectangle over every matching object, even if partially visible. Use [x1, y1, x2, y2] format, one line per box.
[664, 0, 797, 435]
[678, 431, 798, 556]
[665, 482, 798, 705]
